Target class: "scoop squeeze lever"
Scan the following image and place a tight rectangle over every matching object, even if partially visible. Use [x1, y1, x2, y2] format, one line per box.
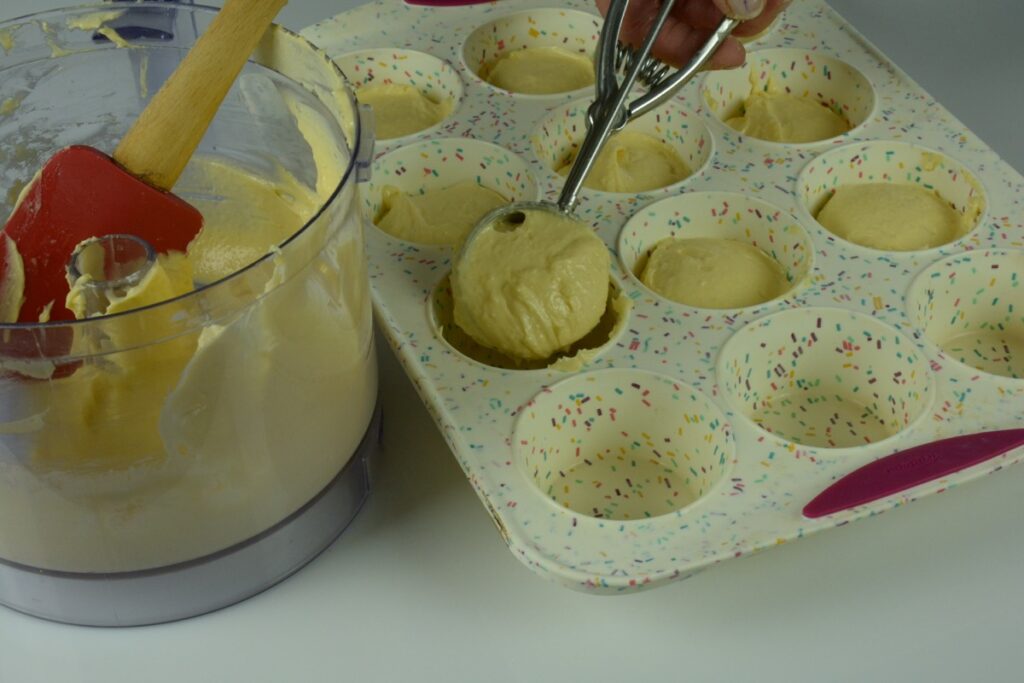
[0, 0, 287, 326]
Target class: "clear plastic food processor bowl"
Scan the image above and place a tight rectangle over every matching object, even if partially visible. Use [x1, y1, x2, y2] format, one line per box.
[0, 3, 378, 626]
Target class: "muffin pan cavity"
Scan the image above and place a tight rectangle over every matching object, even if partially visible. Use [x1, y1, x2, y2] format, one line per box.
[515, 370, 732, 520]
[430, 275, 629, 372]
[335, 48, 463, 143]
[461, 9, 600, 97]
[617, 191, 812, 311]
[530, 97, 712, 196]
[702, 47, 874, 147]
[718, 308, 934, 450]
[365, 138, 538, 247]
[798, 141, 987, 253]
[908, 250, 1024, 381]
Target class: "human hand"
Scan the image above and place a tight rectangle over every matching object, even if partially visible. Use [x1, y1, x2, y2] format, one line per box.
[596, 0, 789, 69]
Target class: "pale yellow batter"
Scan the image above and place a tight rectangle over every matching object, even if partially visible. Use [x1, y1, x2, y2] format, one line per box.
[641, 237, 787, 309]
[727, 91, 850, 143]
[375, 181, 508, 246]
[0, 235, 23, 322]
[816, 183, 968, 251]
[483, 46, 594, 95]
[557, 131, 691, 193]
[178, 158, 317, 284]
[355, 83, 450, 140]
[452, 208, 610, 361]
[33, 250, 196, 473]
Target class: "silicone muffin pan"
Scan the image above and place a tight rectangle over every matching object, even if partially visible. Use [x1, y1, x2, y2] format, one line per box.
[303, 0, 1024, 592]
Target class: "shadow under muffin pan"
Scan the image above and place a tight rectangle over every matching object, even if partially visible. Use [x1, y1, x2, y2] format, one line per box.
[701, 47, 875, 148]
[334, 47, 464, 144]
[461, 8, 600, 98]
[305, 0, 1024, 594]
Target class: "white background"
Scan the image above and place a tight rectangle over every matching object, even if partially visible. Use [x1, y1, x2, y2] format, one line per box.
[1, 1, 1023, 681]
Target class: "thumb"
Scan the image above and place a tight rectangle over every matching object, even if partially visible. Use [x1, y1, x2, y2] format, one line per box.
[711, 0, 767, 20]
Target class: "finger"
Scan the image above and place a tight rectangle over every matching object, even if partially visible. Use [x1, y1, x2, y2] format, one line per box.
[652, 17, 747, 69]
[599, 0, 747, 70]
[711, 0, 766, 20]
[732, 0, 788, 37]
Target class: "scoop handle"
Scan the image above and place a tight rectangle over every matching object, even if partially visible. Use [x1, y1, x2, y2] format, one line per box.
[112, 0, 288, 191]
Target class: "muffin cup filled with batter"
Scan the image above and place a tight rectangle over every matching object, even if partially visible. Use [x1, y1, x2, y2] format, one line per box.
[515, 369, 734, 520]
[431, 273, 629, 372]
[798, 141, 987, 253]
[618, 191, 813, 310]
[907, 250, 1024, 382]
[718, 308, 935, 451]
[532, 98, 712, 198]
[365, 138, 539, 247]
[702, 48, 874, 146]
[335, 48, 463, 142]
[462, 8, 600, 97]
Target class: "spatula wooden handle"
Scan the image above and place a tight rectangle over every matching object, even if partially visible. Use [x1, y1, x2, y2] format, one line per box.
[113, 0, 288, 191]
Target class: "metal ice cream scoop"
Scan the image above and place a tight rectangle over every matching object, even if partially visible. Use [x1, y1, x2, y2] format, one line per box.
[457, 0, 740, 255]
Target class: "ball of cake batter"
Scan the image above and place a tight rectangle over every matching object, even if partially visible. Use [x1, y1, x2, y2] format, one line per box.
[726, 91, 850, 143]
[375, 181, 508, 246]
[557, 131, 691, 193]
[483, 47, 594, 95]
[451, 208, 610, 360]
[356, 83, 451, 140]
[640, 237, 787, 309]
[815, 183, 969, 251]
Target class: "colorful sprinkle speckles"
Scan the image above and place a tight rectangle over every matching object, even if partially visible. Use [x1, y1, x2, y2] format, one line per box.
[333, 47, 464, 146]
[908, 250, 1024, 382]
[364, 137, 539, 246]
[462, 9, 600, 96]
[798, 141, 987, 255]
[530, 98, 713, 204]
[718, 308, 934, 449]
[617, 191, 813, 311]
[304, 0, 1024, 594]
[515, 370, 733, 520]
[702, 48, 875, 148]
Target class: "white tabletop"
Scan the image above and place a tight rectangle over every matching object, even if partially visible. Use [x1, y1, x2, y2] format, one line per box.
[1, 2, 1023, 682]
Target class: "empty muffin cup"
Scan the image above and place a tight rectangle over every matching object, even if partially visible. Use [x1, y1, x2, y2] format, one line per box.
[366, 138, 539, 247]
[798, 141, 986, 253]
[617, 191, 813, 310]
[462, 8, 600, 97]
[702, 48, 874, 146]
[907, 250, 1024, 381]
[430, 274, 629, 371]
[515, 369, 733, 520]
[531, 98, 712, 195]
[717, 308, 934, 450]
[335, 48, 463, 142]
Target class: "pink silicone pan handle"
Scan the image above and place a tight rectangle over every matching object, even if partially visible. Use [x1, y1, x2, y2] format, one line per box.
[404, 0, 495, 5]
[803, 429, 1024, 519]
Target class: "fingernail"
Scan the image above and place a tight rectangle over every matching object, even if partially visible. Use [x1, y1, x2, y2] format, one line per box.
[722, 0, 767, 20]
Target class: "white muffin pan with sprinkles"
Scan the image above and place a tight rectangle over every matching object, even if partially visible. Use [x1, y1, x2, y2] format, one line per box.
[303, 0, 1024, 592]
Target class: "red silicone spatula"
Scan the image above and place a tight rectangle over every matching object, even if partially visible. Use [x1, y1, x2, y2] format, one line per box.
[0, 0, 287, 325]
